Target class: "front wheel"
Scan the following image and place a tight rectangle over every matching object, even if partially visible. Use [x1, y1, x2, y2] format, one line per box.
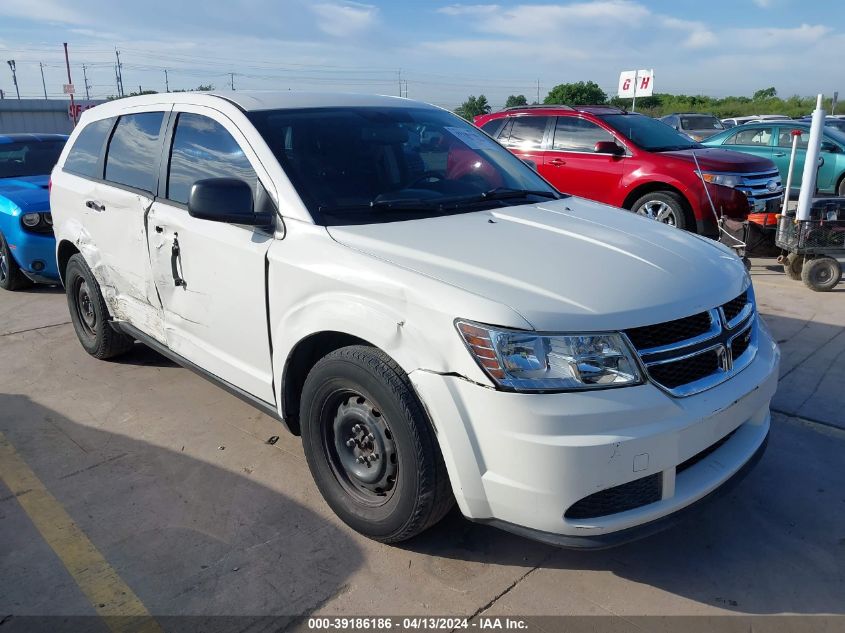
[801, 256, 842, 292]
[783, 253, 804, 281]
[65, 254, 135, 359]
[300, 346, 454, 543]
[0, 231, 33, 291]
[630, 191, 691, 231]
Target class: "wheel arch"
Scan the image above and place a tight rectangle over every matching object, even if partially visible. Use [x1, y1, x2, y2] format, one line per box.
[622, 181, 692, 212]
[57, 239, 81, 285]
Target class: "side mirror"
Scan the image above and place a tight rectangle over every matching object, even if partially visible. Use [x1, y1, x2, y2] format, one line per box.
[522, 158, 538, 171]
[188, 178, 272, 226]
[594, 141, 624, 156]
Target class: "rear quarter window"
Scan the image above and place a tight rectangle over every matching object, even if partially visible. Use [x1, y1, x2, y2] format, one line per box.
[64, 118, 115, 178]
[104, 112, 165, 192]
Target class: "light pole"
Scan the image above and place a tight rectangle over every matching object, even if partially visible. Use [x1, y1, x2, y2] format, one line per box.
[7, 60, 20, 100]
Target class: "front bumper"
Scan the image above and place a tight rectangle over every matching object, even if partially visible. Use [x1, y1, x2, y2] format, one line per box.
[6, 229, 59, 283]
[410, 322, 780, 546]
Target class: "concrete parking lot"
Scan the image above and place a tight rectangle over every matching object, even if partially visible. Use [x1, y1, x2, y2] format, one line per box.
[1, 258, 843, 631]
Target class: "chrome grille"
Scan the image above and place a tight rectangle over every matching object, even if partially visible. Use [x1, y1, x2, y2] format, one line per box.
[737, 169, 782, 202]
[624, 288, 758, 397]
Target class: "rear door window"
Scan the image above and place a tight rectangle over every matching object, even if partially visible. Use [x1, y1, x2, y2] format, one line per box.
[725, 127, 773, 146]
[104, 112, 165, 192]
[167, 113, 259, 205]
[64, 118, 115, 178]
[504, 117, 549, 149]
[553, 117, 615, 152]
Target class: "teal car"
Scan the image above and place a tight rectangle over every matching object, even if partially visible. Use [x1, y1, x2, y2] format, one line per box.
[703, 121, 845, 197]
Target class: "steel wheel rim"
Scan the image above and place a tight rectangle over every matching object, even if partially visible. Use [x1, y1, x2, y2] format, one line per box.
[0, 247, 7, 284]
[636, 200, 678, 225]
[812, 265, 833, 284]
[74, 278, 97, 337]
[320, 389, 398, 506]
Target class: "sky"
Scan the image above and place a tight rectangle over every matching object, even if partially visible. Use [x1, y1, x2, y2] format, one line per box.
[0, 0, 841, 109]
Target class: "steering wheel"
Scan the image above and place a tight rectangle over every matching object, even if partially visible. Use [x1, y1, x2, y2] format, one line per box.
[408, 171, 446, 188]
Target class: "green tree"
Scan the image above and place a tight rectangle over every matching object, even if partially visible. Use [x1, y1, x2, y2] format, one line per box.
[455, 94, 491, 120]
[505, 94, 528, 108]
[544, 81, 607, 105]
[753, 87, 777, 100]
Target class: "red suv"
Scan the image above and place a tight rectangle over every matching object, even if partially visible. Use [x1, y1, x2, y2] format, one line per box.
[474, 105, 783, 238]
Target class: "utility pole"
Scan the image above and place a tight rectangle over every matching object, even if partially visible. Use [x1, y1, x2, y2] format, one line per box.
[39, 62, 48, 99]
[115, 49, 124, 97]
[164, 69, 169, 92]
[403, 80, 408, 98]
[6, 60, 20, 100]
[114, 64, 120, 97]
[82, 64, 90, 100]
[63, 43, 77, 126]
[536, 79, 540, 104]
[230, 73, 235, 90]
[398, 69, 402, 97]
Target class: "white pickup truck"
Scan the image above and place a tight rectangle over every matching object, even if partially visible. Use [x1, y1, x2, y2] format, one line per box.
[49, 92, 780, 547]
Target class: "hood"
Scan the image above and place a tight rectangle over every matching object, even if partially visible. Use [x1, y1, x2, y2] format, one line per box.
[327, 198, 749, 332]
[0, 176, 51, 212]
[660, 147, 775, 173]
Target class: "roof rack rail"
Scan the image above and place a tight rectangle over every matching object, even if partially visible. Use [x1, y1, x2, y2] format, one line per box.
[502, 104, 574, 111]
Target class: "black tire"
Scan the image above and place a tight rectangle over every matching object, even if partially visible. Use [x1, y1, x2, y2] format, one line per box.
[837, 175, 845, 197]
[300, 345, 454, 543]
[801, 256, 842, 292]
[630, 190, 692, 231]
[65, 254, 135, 359]
[783, 253, 804, 281]
[0, 231, 33, 291]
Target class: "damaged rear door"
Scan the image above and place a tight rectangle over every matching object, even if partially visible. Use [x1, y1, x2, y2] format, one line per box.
[146, 106, 276, 403]
[91, 106, 171, 340]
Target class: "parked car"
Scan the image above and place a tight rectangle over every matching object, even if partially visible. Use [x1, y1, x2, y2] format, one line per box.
[721, 115, 791, 128]
[798, 116, 845, 134]
[50, 92, 779, 547]
[659, 113, 725, 140]
[703, 121, 845, 245]
[474, 105, 783, 237]
[0, 133, 67, 290]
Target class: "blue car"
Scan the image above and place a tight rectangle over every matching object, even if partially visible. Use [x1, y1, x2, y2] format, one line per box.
[0, 133, 68, 290]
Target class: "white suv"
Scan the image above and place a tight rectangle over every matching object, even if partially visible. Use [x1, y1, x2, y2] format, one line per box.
[50, 92, 780, 547]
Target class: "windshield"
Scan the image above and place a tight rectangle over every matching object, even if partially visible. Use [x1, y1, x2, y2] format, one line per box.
[680, 115, 724, 131]
[247, 107, 559, 225]
[0, 140, 65, 179]
[600, 114, 701, 152]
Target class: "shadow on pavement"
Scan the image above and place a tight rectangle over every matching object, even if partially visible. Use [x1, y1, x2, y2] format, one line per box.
[0, 393, 363, 621]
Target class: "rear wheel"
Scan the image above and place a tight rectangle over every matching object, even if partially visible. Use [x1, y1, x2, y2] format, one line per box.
[783, 253, 804, 281]
[300, 345, 453, 543]
[0, 231, 33, 291]
[65, 254, 135, 359]
[801, 256, 842, 292]
[630, 191, 691, 231]
[837, 175, 845, 197]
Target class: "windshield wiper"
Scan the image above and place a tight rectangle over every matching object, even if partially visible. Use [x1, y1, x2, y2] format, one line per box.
[478, 187, 560, 200]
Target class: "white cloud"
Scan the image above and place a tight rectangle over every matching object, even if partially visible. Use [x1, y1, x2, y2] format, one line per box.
[437, 4, 500, 16]
[730, 23, 831, 49]
[660, 17, 717, 49]
[311, 2, 379, 38]
[470, 1, 649, 36]
[0, 0, 84, 24]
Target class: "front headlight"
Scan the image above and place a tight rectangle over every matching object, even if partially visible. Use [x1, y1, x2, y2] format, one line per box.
[21, 212, 42, 227]
[700, 172, 743, 188]
[456, 320, 642, 392]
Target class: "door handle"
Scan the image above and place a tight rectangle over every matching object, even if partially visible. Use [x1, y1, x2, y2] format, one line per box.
[548, 158, 566, 166]
[170, 234, 186, 288]
[85, 200, 105, 212]
[155, 226, 164, 233]
[774, 152, 786, 157]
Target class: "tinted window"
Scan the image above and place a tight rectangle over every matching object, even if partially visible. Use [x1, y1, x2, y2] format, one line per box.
[0, 140, 66, 178]
[777, 128, 809, 149]
[506, 117, 549, 149]
[726, 127, 773, 146]
[64, 118, 114, 178]
[553, 117, 615, 151]
[247, 107, 558, 226]
[680, 115, 724, 131]
[480, 119, 503, 136]
[104, 113, 164, 192]
[167, 113, 258, 205]
[601, 114, 699, 152]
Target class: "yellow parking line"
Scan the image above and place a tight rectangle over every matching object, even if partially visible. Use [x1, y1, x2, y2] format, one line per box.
[0, 432, 162, 633]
